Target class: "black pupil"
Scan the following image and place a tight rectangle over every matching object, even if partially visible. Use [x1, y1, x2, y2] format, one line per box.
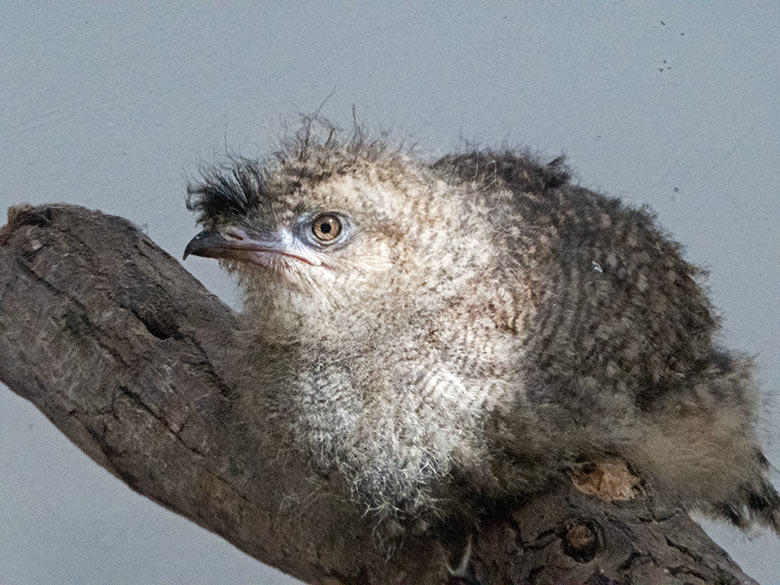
[320, 222, 332, 234]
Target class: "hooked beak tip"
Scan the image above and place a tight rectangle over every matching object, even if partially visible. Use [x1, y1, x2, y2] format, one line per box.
[183, 230, 228, 261]
[182, 239, 198, 260]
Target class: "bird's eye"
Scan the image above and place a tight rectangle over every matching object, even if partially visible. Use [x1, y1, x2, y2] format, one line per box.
[311, 214, 342, 243]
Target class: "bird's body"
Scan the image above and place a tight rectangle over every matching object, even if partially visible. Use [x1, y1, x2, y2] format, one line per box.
[185, 122, 779, 536]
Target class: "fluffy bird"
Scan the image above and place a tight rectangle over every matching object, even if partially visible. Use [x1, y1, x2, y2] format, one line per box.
[184, 122, 779, 537]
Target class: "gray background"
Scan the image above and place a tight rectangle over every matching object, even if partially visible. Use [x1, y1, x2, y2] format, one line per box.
[1, 2, 778, 583]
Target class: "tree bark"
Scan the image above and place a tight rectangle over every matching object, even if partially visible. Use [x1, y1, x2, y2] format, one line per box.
[0, 204, 760, 585]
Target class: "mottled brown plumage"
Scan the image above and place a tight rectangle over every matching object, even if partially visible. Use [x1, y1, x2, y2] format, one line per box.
[184, 121, 779, 539]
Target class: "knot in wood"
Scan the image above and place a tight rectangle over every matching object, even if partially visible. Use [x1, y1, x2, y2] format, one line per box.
[6, 204, 53, 229]
[563, 520, 600, 563]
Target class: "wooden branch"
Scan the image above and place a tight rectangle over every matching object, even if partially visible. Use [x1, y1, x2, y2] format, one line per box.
[0, 204, 760, 585]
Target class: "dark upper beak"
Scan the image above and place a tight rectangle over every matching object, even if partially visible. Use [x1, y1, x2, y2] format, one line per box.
[183, 229, 238, 260]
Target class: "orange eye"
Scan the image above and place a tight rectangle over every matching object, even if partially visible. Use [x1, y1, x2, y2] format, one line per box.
[312, 214, 342, 242]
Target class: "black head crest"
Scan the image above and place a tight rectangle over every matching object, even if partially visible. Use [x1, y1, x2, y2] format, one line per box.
[187, 158, 267, 226]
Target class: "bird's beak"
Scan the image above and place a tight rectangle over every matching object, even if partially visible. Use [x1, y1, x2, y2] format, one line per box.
[183, 228, 321, 266]
[183, 228, 278, 261]
[183, 230, 235, 260]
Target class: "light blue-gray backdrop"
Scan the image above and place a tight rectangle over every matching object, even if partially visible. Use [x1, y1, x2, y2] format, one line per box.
[1, 2, 778, 584]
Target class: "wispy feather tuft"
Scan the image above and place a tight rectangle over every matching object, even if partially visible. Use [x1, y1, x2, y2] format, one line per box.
[187, 157, 268, 226]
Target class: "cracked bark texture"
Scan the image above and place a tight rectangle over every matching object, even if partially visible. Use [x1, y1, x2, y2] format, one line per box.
[0, 204, 761, 585]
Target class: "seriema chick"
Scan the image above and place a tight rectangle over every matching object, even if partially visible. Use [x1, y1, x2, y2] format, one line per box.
[184, 123, 779, 535]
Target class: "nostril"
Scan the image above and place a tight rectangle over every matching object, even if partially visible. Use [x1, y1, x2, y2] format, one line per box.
[225, 230, 244, 241]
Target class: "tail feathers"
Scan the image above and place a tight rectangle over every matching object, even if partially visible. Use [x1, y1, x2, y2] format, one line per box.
[716, 452, 780, 534]
[746, 476, 780, 534]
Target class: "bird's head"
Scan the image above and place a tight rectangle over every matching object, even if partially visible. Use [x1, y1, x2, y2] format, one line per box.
[184, 128, 495, 345]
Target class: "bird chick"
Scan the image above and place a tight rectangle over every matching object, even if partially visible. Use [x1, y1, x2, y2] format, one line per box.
[184, 121, 779, 536]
